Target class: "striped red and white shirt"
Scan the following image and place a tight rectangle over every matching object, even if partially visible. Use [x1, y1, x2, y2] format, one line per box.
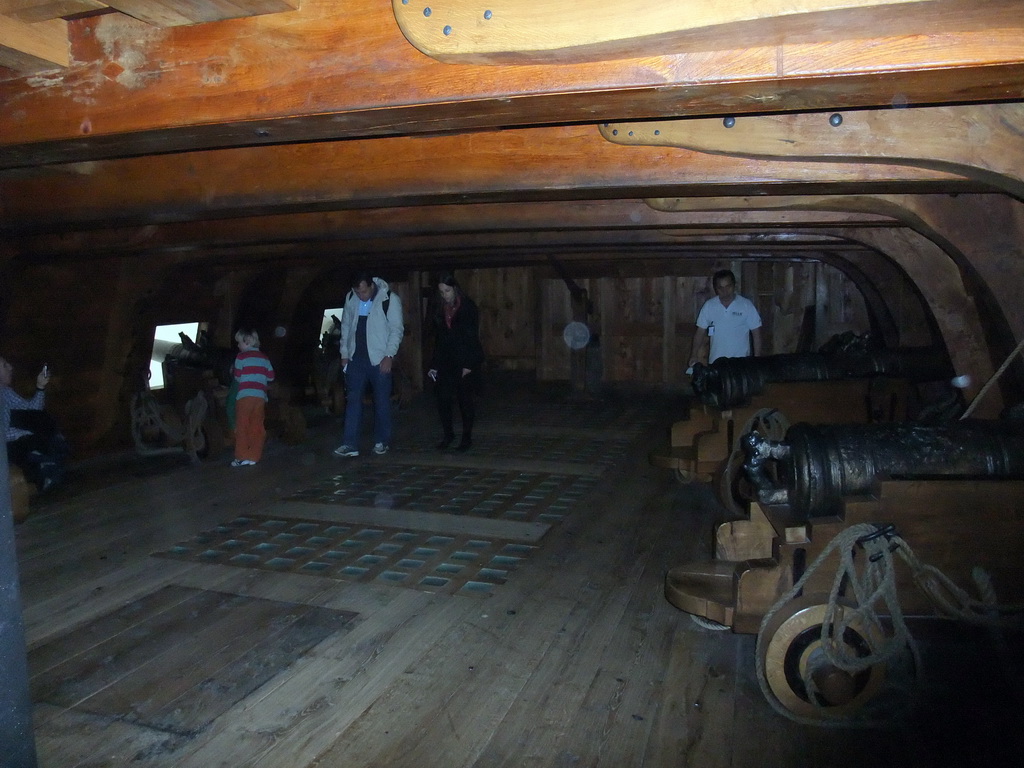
[233, 348, 275, 401]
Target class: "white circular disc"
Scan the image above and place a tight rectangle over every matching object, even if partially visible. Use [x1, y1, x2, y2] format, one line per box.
[563, 321, 590, 350]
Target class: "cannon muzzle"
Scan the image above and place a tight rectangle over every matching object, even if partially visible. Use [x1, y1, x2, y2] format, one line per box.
[744, 420, 1024, 518]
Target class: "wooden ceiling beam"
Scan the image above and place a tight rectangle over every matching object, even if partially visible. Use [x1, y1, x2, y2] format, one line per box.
[394, 0, 986, 65]
[10, 204, 899, 261]
[0, 2, 107, 24]
[0, 0, 1022, 166]
[143, 239, 869, 273]
[0, 1, 300, 75]
[11, 212, 891, 260]
[103, 1, 298, 27]
[603, 104, 1024, 199]
[0, 13, 67, 70]
[0, 124, 973, 231]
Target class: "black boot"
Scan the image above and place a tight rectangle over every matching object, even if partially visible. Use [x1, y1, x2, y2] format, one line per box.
[437, 433, 454, 450]
[456, 433, 472, 452]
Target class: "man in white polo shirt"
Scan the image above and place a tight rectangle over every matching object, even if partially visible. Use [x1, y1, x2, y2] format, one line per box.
[688, 269, 762, 371]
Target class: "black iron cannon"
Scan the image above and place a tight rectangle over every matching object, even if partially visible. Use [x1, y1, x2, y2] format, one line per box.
[160, 331, 235, 388]
[743, 419, 1024, 518]
[691, 336, 954, 409]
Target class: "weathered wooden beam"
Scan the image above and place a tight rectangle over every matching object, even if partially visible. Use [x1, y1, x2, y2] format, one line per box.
[104, 0, 298, 27]
[8, 201, 900, 260]
[602, 104, 1024, 199]
[0, 1, 106, 23]
[394, 0, 969, 64]
[128, 229, 872, 261]
[0, 14, 67, 71]
[0, 125, 972, 230]
[0, 0, 1022, 166]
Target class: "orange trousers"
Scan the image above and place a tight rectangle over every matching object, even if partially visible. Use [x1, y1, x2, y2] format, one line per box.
[234, 396, 267, 462]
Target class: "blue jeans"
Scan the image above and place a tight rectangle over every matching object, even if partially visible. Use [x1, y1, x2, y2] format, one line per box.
[343, 356, 393, 447]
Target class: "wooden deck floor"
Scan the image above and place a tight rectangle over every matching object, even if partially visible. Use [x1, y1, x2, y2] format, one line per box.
[12, 377, 1024, 767]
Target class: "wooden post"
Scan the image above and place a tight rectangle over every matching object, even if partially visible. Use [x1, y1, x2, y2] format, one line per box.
[0, 405, 38, 767]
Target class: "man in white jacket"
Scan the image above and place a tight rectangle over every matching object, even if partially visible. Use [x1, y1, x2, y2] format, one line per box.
[334, 272, 404, 457]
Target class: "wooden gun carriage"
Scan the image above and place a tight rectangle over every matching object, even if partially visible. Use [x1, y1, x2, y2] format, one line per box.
[131, 334, 233, 461]
[650, 342, 954, 512]
[133, 333, 309, 457]
[666, 420, 1024, 722]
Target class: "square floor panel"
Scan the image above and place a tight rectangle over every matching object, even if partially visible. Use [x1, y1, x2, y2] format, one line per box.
[287, 464, 597, 523]
[153, 516, 539, 597]
[29, 585, 356, 736]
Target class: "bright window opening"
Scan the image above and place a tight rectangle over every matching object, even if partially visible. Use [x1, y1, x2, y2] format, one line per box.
[321, 308, 344, 349]
[149, 322, 201, 389]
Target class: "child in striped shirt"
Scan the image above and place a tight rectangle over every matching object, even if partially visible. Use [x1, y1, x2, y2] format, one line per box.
[231, 328, 275, 466]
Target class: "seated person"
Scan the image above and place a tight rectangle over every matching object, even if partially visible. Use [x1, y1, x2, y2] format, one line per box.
[1, 356, 69, 493]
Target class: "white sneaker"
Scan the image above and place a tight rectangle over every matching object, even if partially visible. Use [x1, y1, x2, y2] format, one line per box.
[373, 442, 389, 455]
[333, 445, 359, 457]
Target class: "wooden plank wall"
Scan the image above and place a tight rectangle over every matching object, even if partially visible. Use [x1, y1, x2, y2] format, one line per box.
[445, 268, 538, 372]
[601, 276, 668, 384]
[535, 261, 869, 385]
[0, 259, 868, 458]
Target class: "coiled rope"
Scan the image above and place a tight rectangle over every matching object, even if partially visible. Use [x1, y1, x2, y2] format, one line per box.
[755, 522, 1024, 727]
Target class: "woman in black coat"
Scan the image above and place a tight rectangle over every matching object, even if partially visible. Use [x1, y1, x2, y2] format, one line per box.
[427, 273, 485, 451]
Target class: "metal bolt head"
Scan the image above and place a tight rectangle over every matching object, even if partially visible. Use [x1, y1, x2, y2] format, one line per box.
[829, 113, 843, 127]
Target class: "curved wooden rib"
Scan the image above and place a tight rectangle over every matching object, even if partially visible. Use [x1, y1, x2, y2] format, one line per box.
[601, 104, 1024, 200]
[392, 0, 959, 64]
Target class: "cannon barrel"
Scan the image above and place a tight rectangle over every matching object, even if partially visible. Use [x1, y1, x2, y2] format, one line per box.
[692, 346, 954, 408]
[164, 342, 217, 369]
[744, 420, 1024, 518]
[162, 333, 235, 387]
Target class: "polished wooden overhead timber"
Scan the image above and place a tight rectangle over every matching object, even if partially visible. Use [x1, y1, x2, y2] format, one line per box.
[392, 0, 998, 64]
[0, 1, 299, 73]
[0, 1, 108, 24]
[101, 1, 299, 27]
[8, 203, 902, 264]
[602, 104, 1024, 200]
[2, 1, 1024, 166]
[0, 125, 975, 234]
[0, 13, 67, 70]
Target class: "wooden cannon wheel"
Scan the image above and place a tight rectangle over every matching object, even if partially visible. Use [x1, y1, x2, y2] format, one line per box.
[757, 597, 885, 721]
